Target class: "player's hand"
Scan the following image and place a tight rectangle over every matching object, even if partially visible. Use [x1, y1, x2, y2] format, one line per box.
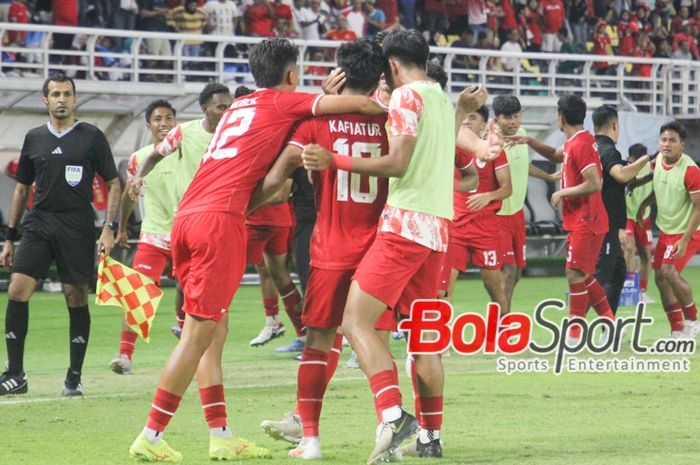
[636, 210, 646, 227]
[0, 240, 14, 268]
[457, 84, 487, 114]
[128, 178, 143, 201]
[302, 144, 332, 171]
[116, 228, 130, 249]
[550, 190, 563, 208]
[466, 193, 491, 212]
[322, 68, 346, 95]
[672, 237, 689, 259]
[98, 227, 115, 257]
[503, 135, 530, 148]
[549, 170, 562, 182]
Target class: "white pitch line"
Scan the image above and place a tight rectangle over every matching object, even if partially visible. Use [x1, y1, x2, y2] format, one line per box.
[0, 368, 495, 406]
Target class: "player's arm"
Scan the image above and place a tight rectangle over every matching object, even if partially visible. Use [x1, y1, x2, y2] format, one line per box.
[130, 126, 182, 199]
[457, 162, 478, 193]
[466, 163, 512, 212]
[314, 94, 385, 116]
[507, 135, 563, 163]
[609, 155, 650, 183]
[248, 144, 303, 213]
[627, 172, 653, 190]
[529, 163, 560, 183]
[637, 192, 656, 226]
[97, 177, 122, 257]
[673, 192, 700, 258]
[551, 164, 602, 207]
[0, 182, 31, 268]
[116, 186, 135, 249]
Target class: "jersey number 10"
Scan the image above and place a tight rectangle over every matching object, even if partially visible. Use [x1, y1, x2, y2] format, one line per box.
[333, 138, 381, 204]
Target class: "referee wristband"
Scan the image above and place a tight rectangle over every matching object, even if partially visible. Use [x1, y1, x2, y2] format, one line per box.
[332, 153, 353, 172]
[5, 227, 17, 242]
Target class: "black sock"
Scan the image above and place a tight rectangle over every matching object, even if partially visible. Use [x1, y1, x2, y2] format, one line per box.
[68, 305, 90, 375]
[5, 300, 29, 375]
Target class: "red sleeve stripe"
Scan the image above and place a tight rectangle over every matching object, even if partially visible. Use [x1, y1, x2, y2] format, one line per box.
[495, 162, 510, 170]
[458, 160, 473, 170]
[580, 163, 597, 173]
[311, 94, 324, 116]
[288, 140, 304, 149]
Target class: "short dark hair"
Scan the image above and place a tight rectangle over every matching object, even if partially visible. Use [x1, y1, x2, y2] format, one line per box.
[557, 94, 587, 126]
[234, 85, 255, 98]
[426, 61, 448, 90]
[659, 120, 687, 141]
[145, 99, 176, 123]
[492, 95, 521, 116]
[628, 143, 648, 159]
[475, 105, 490, 123]
[249, 38, 299, 88]
[42, 72, 76, 97]
[592, 104, 618, 130]
[199, 82, 230, 106]
[337, 39, 387, 94]
[382, 29, 429, 70]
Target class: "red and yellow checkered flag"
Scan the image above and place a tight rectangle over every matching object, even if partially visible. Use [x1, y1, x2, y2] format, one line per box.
[95, 254, 163, 342]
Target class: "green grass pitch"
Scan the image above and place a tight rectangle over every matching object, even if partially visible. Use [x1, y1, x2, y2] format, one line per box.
[1, 270, 699, 465]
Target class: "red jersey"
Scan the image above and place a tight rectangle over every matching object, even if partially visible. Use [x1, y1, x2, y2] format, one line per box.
[246, 4, 274, 37]
[327, 29, 357, 41]
[561, 130, 608, 234]
[273, 2, 292, 20]
[452, 148, 475, 222]
[247, 202, 293, 227]
[454, 149, 508, 230]
[177, 89, 323, 217]
[289, 113, 389, 270]
[540, 0, 565, 33]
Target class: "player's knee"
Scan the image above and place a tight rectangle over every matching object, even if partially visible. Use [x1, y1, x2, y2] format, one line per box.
[566, 268, 586, 283]
[7, 275, 35, 301]
[63, 284, 89, 307]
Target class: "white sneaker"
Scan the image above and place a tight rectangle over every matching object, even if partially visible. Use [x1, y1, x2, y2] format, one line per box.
[682, 320, 700, 339]
[565, 336, 582, 347]
[288, 437, 322, 460]
[640, 292, 655, 304]
[260, 412, 302, 443]
[669, 331, 684, 339]
[109, 354, 132, 374]
[345, 351, 360, 369]
[250, 321, 286, 347]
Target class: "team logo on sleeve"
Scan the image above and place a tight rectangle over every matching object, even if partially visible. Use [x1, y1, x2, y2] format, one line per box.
[65, 165, 83, 187]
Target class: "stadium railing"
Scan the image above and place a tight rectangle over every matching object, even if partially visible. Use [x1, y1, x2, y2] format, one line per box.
[1, 23, 699, 116]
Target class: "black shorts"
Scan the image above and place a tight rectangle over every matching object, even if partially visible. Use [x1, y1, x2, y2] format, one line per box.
[13, 208, 96, 284]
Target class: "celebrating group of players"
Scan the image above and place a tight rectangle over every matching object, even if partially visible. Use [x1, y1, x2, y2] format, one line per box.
[3, 26, 698, 465]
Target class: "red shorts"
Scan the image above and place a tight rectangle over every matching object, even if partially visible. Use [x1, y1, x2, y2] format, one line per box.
[499, 209, 527, 269]
[652, 230, 700, 272]
[375, 309, 397, 332]
[246, 225, 291, 265]
[132, 242, 172, 285]
[625, 218, 653, 249]
[303, 267, 353, 329]
[172, 212, 247, 322]
[450, 215, 503, 271]
[353, 232, 445, 317]
[565, 229, 606, 275]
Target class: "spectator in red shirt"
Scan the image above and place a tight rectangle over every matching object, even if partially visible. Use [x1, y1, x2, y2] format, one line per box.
[673, 24, 699, 60]
[540, 0, 564, 51]
[245, 0, 274, 37]
[485, 0, 498, 33]
[326, 15, 357, 41]
[446, 0, 469, 36]
[617, 10, 638, 57]
[632, 31, 655, 78]
[519, 0, 542, 51]
[498, 0, 517, 43]
[592, 21, 613, 74]
[422, 0, 447, 35]
[671, 6, 691, 35]
[378, 0, 397, 30]
[7, 0, 29, 45]
[53, 0, 78, 51]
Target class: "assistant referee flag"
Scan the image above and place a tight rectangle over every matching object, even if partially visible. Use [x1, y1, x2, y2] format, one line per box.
[95, 254, 163, 341]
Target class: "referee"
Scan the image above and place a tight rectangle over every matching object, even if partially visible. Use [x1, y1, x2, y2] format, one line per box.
[592, 105, 649, 314]
[0, 73, 121, 396]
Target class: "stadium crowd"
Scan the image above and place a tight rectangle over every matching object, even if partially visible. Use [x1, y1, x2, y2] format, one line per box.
[3, 0, 700, 66]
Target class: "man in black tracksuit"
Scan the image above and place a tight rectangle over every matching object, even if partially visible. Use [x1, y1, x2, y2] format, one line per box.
[592, 106, 649, 314]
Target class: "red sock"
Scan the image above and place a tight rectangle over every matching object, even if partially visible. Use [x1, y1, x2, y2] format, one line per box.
[665, 303, 684, 332]
[146, 388, 182, 432]
[370, 370, 402, 423]
[325, 334, 343, 386]
[585, 277, 615, 320]
[568, 281, 589, 339]
[199, 384, 227, 428]
[418, 396, 443, 431]
[683, 303, 697, 321]
[120, 330, 138, 360]
[297, 348, 329, 437]
[280, 283, 305, 337]
[639, 279, 648, 293]
[263, 296, 279, 318]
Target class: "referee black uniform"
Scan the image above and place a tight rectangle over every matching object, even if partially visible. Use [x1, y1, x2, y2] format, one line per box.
[2, 120, 118, 396]
[291, 167, 316, 293]
[594, 134, 627, 314]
